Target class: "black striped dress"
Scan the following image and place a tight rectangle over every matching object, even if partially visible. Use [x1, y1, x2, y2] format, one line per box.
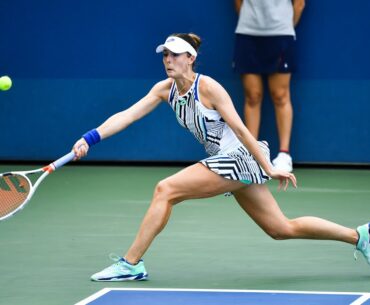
[168, 74, 271, 184]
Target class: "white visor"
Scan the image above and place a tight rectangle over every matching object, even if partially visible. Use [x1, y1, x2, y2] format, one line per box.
[156, 36, 197, 57]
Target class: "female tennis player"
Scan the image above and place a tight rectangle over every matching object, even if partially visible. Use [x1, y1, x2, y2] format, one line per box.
[73, 33, 369, 281]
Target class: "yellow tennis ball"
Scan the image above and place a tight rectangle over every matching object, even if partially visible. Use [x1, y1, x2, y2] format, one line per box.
[0, 76, 12, 91]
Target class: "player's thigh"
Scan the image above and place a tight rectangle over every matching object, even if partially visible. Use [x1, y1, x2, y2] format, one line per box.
[233, 183, 288, 233]
[160, 163, 245, 202]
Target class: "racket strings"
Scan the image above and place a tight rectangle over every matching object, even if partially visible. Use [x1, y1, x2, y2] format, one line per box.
[0, 174, 31, 218]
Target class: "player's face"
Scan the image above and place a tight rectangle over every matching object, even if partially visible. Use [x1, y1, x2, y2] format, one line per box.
[162, 49, 192, 78]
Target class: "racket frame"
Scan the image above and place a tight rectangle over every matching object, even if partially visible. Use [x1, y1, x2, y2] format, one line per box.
[0, 151, 75, 221]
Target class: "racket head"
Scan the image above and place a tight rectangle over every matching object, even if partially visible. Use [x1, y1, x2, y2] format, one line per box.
[0, 173, 32, 221]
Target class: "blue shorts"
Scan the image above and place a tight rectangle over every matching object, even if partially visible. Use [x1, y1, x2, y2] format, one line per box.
[233, 34, 297, 74]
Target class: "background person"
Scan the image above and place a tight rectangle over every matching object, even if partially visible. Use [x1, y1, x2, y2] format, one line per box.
[233, 0, 305, 172]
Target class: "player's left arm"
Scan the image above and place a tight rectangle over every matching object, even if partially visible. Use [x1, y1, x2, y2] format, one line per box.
[199, 77, 273, 175]
[199, 77, 296, 189]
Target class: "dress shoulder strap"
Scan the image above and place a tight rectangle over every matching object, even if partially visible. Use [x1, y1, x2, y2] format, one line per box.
[193, 73, 201, 102]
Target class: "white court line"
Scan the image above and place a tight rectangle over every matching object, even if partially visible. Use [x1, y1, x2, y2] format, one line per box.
[350, 293, 370, 305]
[75, 287, 369, 305]
[75, 288, 110, 305]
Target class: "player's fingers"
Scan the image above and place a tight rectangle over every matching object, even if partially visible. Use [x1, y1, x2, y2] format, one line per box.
[290, 173, 297, 188]
[73, 141, 88, 159]
[278, 178, 283, 191]
[78, 144, 88, 157]
[284, 177, 289, 191]
[73, 148, 82, 160]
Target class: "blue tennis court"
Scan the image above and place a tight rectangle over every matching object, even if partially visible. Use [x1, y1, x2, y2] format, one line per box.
[76, 288, 370, 305]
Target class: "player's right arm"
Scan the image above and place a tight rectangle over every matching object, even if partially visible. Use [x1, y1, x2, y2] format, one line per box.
[73, 79, 172, 158]
[96, 79, 171, 139]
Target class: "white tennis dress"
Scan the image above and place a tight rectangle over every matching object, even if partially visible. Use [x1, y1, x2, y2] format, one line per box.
[167, 73, 271, 184]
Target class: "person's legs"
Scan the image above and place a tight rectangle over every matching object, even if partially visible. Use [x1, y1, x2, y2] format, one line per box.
[268, 73, 293, 153]
[241, 74, 264, 139]
[91, 163, 245, 281]
[125, 163, 245, 264]
[234, 183, 358, 244]
[268, 73, 293, 172]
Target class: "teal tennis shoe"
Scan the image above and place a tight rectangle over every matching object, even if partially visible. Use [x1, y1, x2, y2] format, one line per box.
[354, 223, 370, 264]
[91, 254, 148, 282]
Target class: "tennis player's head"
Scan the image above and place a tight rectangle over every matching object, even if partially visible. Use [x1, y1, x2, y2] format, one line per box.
[156, 33, 202, 78]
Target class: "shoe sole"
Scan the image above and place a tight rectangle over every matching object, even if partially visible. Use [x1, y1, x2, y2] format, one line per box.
[91, 273, 149, 282]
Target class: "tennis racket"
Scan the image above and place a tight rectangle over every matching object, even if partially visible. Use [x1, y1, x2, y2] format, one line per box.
[0, 151, 75, 221]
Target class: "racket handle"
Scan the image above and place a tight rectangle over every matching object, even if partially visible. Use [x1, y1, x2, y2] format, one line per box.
[52, 151, 75, 170]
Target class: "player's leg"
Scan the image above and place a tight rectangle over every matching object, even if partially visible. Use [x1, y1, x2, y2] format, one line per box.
[125, 163, 245, 263]
[234, 184, 370, 265]
[233, 183, 358, 243]
[241, 74, 264, 139]
[268, 73, 293, 171]
[90, 163, 245, 281]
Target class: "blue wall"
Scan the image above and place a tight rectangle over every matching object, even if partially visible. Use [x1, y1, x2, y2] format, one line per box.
[1, 0, 369, 163]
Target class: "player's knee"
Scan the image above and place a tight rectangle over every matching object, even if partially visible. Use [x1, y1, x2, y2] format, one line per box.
[267, 230, 291, 240]
[265, 222, 295, 240]
[153, 179, 178, 204]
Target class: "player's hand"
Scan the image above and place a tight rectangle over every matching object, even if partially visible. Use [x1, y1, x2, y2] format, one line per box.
[269, 169, 297, 191]
[73, 138, 89, 160]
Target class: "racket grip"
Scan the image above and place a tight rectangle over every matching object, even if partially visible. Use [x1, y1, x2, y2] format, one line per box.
[52, 151, 76, 170]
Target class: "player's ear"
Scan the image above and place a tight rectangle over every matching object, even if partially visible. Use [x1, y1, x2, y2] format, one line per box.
[188, 55, 196, 65]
